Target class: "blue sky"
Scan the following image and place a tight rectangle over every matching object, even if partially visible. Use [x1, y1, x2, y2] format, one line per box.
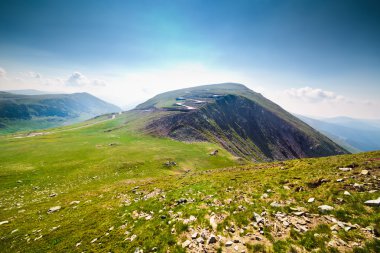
[0, 0, 379, 118]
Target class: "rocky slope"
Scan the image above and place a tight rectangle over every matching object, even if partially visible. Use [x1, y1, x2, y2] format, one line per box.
[137, 83, 348, 161]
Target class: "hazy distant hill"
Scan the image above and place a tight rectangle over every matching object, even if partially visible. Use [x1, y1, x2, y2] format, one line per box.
[135, 83, 348, 161]
[4, 89, 55, 95]
[296, 115, 380, 153]
[0, 91, 121, 133]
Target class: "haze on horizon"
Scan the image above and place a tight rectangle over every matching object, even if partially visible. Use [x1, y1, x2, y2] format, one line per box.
[0, 0, 379, 119]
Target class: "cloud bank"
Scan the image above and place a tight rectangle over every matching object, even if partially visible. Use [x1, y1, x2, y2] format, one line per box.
[28, 71, 41, 79]
[0, 67, 6, 77]
[65, 72, 106, 87]
[285, 86, 347, 103]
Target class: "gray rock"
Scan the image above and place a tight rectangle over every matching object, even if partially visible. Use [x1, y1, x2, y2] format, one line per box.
[339, 167, 352, 172]
[196, 237, 205, 244]
[0, 220, 9, 225]
[293, 211, 305, 216]
[210, 215, 217, 231]
[47, 206, 61, 214]
[361, 170, 369, 175]
[130, 234, 137, 241]
[191, 232, 198, 239]
[344, 191, 351, 196]
[182, 240, 191, 248]
[270, 201, 282, 207]
[225, 240, 233, 246]
[318, 205, 334, 212]
[253, 212, 264, 224]
[364, 197, 380, 207]
[307, 197, 315, 203]
[176, 198, 187, 205]
[208, 234, 217, 244]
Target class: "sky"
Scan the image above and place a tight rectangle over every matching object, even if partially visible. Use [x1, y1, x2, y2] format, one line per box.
[0, 0, 379, 118]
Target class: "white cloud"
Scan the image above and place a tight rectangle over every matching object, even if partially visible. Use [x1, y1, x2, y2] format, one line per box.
[28, 71, 41, 79]
[92, 79, 107, 87]
[285, 86, 348, 103]
[0, 67, 6, 77]
[65, 72, 107, 87]
[65, 72, 89, 86]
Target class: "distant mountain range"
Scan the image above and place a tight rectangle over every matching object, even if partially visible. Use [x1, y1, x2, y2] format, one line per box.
[134, 83, 348, 161]
[0, 91, 121, 133]
[3, 89, 58, 95]
[296, 115, 380, 153]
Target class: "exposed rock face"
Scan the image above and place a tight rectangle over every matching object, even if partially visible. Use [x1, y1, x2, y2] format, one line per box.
[144, 94, 347, 161]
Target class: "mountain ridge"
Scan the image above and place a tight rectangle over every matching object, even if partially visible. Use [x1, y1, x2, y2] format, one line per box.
[135, 83, 348, 161]
[0, 91, 121, 133]
[296, 114, 380, 153]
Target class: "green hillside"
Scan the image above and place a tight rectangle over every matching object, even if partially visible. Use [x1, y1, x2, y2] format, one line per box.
[0, 91, 121, 134]
[0, 112, 379, 252]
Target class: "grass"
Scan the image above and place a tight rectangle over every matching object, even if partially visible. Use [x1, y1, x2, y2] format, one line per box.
[0, 112, 379, 252]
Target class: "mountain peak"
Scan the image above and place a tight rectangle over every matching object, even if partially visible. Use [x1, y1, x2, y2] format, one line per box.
[134, 83, 348, 161]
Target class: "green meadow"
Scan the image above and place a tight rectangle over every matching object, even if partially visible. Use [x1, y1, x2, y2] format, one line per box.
[0, 114, 379, 252]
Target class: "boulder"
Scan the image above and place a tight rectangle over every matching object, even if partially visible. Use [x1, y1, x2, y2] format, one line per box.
[191, 232, 198, 239]
[182, 240, 191, 248]
[208, 234, 217, 244]
[364, 198, 380, 207]
[318, 205, 334, 212]
[47, 206, 61, 214]
[361, 170, 369, 175]
[225, 241, 233, 246]
[210, 215, 217, 231]
[0, 220, 9, 225]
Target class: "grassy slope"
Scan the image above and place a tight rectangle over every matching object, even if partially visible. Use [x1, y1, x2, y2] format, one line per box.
[0, 113, 379, 252]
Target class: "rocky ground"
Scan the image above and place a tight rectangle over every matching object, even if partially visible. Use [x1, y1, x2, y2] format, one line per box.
[1, 151, 379, 252]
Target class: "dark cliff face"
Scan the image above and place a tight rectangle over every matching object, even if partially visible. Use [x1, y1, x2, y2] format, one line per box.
[145, 94, 347, 161]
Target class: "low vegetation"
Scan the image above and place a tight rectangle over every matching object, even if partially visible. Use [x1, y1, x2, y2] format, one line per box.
[0, 113, 379, 252]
